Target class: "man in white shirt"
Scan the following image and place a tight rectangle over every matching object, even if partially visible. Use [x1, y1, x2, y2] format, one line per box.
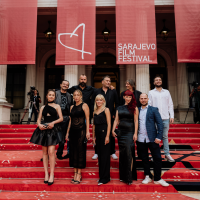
[148, 76, 175, 162]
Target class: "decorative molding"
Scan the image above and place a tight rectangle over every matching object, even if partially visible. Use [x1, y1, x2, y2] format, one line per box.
[157, 48, 173, 66]
[37, 0, 174, 7]
[40, 49, 56, 68]
[96, 48, 116, 56]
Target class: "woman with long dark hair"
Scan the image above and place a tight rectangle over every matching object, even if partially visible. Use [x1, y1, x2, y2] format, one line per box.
[30, 89, 63, 185]
[112, 90, 138, 185]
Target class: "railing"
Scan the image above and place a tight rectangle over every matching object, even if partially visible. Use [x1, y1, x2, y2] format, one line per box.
[10, 111, 21, 124]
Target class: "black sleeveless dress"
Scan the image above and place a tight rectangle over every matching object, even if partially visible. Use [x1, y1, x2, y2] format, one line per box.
[94, 109, 110, 184]
[69, 103, 86, 169]
[30, 105, 63, 146]
[117, 105, 137, 184]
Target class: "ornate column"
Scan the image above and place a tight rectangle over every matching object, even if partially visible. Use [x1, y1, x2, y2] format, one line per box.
[86, 65, 92, 86]
[0, 65, 13, 124]
[119, 65, 126, 93]
[126, 64, 136, 83]
[0, 65, 7, 103]
[78, 65, 86, 82]
[177, 63, 189, 108]
[136, 64, 150, 94]
[65, 65, 78, 87]
[24, 64, 36, 108]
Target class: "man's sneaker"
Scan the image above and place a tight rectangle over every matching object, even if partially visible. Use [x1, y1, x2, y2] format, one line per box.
[142, 175, 152, 184]
[92, 154, 98, 160]
[165, 155, 175, 162]
[111, 154, 118, 160]
[154, 179, 169, 187]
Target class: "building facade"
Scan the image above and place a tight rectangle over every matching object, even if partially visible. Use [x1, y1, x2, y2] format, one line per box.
[0, 0, 199, 124]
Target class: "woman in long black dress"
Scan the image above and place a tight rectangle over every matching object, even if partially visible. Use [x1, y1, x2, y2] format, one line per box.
[30, 89, 63, 185]
[92, 94, 111, 185]
[112, 90, 138, 185]
[66, 90, 90, 184]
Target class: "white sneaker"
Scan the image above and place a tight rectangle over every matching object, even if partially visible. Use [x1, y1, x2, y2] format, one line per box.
[165, 155, 175, 162]
[92, 154, 98, 160]
[142, 175, 152, 184]
[111, 154, 118, 160]
[154, 179, 169, 187]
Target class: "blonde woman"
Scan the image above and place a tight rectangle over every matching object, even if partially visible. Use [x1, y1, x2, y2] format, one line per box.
[92, 94, 111, 185]
[66, 90, 90, 184]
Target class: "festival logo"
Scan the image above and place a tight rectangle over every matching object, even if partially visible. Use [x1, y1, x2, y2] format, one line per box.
[58, 23, 92, 60]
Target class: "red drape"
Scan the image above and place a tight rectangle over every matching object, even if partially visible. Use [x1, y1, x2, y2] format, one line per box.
[56, 0, 95, 65]
[174, 0, 200, 63]
[0, 0, 37, 64]
[116, 0, 157, 64]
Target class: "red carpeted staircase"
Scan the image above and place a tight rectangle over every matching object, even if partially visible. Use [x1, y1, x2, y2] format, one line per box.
[0, 124, 200, 200]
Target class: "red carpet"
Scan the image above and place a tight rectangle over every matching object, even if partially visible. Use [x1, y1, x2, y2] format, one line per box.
[0, 124, 199, 199]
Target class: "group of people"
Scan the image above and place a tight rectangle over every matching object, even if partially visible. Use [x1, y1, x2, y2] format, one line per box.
[30, 74, 175, 187]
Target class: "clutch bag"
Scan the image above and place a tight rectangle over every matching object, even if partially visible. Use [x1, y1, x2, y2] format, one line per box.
[115, 129, 121, 138]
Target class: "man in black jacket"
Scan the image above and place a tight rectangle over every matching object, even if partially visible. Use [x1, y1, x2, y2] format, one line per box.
[56, 80, 72, 160]
[120, 79, 142, 107]
[91, 75, 119, 160]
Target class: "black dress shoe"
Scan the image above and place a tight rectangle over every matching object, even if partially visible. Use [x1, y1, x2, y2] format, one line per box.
[63, 154, 69, 159]
[44, 180, 48, 184]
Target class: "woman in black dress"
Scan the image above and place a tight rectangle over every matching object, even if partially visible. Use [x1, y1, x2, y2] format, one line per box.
[92, 94, 111, 185]
[30, 89, 63, 185]
[66, 90, 90, 184]
[112, 90, 139, 185]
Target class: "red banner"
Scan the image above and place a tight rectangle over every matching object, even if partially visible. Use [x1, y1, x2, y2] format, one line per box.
[56, 0, 95, 65]
[174, 0, 200, 63]
[116, 0, 157, 64]
[0, 0, 37, 64]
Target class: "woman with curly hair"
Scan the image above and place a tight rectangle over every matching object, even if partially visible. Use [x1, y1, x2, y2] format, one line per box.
[112, 90, 139, 185]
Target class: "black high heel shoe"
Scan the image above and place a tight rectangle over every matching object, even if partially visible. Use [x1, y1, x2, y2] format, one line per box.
[74, 173, 82, 184]
[44, 174, 49, 184]
[71, 172, 77, 183]
[48, 176, 54, 186]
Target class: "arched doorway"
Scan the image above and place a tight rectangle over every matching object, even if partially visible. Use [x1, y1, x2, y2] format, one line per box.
[45, 55, 64, 93]
[149, 54, 168, 89]
[92, 53, 120, 94]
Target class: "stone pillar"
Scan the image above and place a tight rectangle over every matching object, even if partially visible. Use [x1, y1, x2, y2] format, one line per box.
[78, 65, 86, 82]
[24, 64, 36, 108]
[119, 65, 126, 93]
[0, 65, 7, 103]
[86, 65, 92, 86]
[0, 65, 13, 124]
[177, 63, 189, 108]
[65, 65, 78, 87]
[136, 64, 150, 94]
[126, 64, 136, 83]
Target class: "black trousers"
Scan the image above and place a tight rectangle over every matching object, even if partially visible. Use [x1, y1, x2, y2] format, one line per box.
[95, 118, 115, 155]
[57, 116, 69, 156]
[96, 124, 110, 183]
[137, 141, 162, 181]
[31, 106, 38, 122]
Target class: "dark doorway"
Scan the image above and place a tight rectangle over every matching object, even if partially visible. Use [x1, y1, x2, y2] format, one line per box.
[45, 55, 64, 93]
[150, 54, 168, 90]
[92, 53, 120, 95]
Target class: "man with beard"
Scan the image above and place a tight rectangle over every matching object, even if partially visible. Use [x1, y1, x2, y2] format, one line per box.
[120, 79, 142, 107]
[56, 80, 72, 160]
[137, 93, 169, 187]
[148, 76, 175, 162]
[67, 74, 94, 108]
[91, 75, 119, 160]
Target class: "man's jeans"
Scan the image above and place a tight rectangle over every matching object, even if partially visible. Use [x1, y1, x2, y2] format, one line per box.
[162, 119, 170, 156]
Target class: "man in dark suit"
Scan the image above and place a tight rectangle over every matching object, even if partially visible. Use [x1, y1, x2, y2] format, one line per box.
[56, 80, 72, 159]
[120, 79, 142, 107]
[91, 75, 119, 160]
[137, 93, 169, 187]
